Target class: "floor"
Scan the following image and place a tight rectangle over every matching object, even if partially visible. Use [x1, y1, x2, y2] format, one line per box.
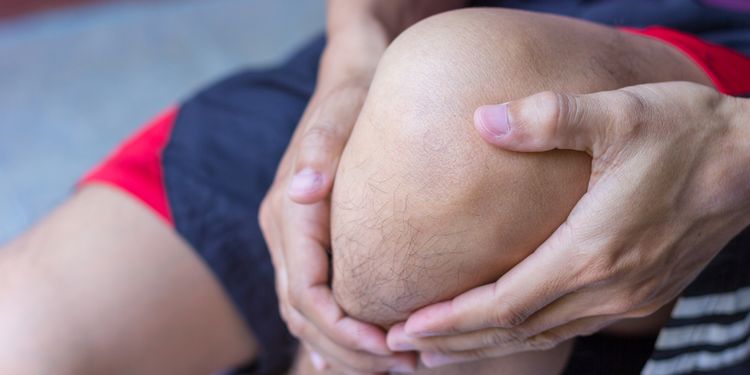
[0, 0, 325, 244]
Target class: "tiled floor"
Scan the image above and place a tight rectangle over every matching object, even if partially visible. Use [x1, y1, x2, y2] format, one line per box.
[0, 0, 325, 243]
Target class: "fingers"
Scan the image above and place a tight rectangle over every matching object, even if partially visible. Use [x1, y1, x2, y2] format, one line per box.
[402, 222, 580, 337]
[287, 305, 416, 373]
[474, 89, 645, 155]
[278, 202, 417, 372]
[283, 204, 391, 355]
[279, 235, 416, 372]
[417, 315, 612, 368]
[288, 86, 366, 203]
[388, 290, 609, 354]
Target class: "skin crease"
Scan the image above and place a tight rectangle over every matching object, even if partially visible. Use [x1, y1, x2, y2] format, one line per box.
[324, 8, 713, 373]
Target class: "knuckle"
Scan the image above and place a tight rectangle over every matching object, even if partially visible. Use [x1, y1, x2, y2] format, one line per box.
[612, 89, 648, 138]
[580, 259, 614, 287]
[258, 189, 282, 227]
[307, 289, 329, 311]
[552, 91, 576, 131]
[604, 281, 658, 315]
[624, 305, 658, 319]
[302, 125, 338, 152]
[529, 91, 565, 139]
[471, 346, 501, 361]
[279, 303, 290, 322]
[619, 89, 648, 114]
[344, 355, 381, 373]
[604, 297, 638, 315]
[426, 340, 455, 355]
[288, 285, 307, 311]
[576, 248, 621, 287]
[287, 317, 305, 338]
[528, 332, 559, 351]
[258, 199, 271, 228]
[483, 328, 524, 347]
[490, 304, 527, 328]
[579, 324, 602, 337]
[530, 91, 583, 145]
[484, 330, 509, 347]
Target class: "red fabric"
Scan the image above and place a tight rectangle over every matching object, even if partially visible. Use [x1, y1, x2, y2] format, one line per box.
[80, 106, 177, 224]
[622, 26, 750, 95]
[79, 27, 750, 225]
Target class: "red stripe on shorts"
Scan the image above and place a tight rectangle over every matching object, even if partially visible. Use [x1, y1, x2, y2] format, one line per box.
[79, 27, 750, 224]
[623, 26, 750, 96]
[80, 106, 178, 224]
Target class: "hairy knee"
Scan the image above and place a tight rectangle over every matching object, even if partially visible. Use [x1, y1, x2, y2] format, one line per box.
[330, 6, 709, 328]
[330, 9, 599, 327]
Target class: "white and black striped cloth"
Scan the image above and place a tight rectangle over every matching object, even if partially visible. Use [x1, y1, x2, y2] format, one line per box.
[643, 229, 750, 374]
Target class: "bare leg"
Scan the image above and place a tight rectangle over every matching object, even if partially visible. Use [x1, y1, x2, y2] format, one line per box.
[330, 8, 712, 373]
[0, 185, 255, 374]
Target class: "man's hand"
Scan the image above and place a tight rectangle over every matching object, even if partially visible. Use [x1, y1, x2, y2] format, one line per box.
[259, 1, 469, 371]
[260, 2, 468, 371]
[259, 40, 419, 372]
[386, 81, 750, 367]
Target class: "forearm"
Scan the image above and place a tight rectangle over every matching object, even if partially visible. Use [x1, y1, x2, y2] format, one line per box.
[323, 0, 468, 80]
[327, 0, 469, 42]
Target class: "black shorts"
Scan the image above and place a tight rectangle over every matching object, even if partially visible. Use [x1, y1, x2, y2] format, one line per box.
[81, 30, 750, 374]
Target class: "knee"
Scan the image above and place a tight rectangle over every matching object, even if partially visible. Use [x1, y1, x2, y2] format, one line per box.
[330, 9, 594, 327]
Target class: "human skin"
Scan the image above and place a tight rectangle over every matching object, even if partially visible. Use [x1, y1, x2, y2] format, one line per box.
[391, 83, 750, 366]
[259, 0, 469, 372]
[329, 8, 712, 371]
[0, 1, 464, 373]
[0, 186, 255, 374]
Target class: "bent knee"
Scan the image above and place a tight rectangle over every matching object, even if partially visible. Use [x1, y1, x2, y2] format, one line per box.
[331, 9, 602, 327]
[330, 7, 708, 328]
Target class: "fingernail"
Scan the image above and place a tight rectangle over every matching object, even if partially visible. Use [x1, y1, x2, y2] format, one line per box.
[288, 168, 324, 196]
[476, 103, 510, 137]
[422, 352, 462, 368]
[388, 324, 417, 351]
[391, 362, 417, 373]
[309, 351, 327, 371]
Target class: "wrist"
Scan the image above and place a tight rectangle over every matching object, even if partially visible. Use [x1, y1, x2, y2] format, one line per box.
[328, 0, 468, 40]
[320, 17, 389, 89]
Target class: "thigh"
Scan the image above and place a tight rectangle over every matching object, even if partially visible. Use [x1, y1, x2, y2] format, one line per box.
[3, 36, 326, 374]
[0, 185, 254, 374]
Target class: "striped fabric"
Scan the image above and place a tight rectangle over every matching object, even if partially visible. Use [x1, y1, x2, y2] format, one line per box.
[643, 229, 750, 374]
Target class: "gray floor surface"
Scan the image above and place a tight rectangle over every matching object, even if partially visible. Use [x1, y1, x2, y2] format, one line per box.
[0, 0, 325, 244]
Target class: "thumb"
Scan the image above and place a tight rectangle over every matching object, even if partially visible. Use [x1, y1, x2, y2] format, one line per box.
[288, 87, 364, 204]
[474, 90, 633, 154]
